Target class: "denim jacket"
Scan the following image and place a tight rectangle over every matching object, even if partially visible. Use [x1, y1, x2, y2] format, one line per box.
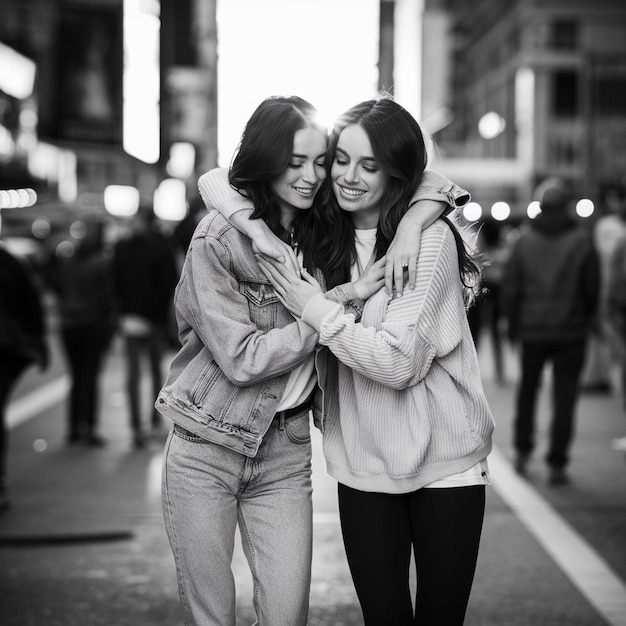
[155, 210, 361, 457]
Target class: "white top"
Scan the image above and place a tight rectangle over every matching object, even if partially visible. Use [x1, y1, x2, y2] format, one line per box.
[276, 254, 317, 411]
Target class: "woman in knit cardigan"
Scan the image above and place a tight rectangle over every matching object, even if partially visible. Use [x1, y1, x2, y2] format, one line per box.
[257, 97, 495, 626]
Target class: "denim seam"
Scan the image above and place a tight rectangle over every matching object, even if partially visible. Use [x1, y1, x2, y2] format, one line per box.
[238, 509, 262, 618]
[162, 433, 193, 624]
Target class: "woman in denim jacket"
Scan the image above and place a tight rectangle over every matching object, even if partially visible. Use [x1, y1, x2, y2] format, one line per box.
[158, 96, 387, 626]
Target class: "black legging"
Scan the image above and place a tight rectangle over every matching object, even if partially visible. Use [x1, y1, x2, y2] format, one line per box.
[338, 483, 486, 626]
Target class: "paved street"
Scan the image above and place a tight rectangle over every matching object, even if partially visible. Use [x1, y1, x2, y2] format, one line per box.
[1, 326, 625, 625]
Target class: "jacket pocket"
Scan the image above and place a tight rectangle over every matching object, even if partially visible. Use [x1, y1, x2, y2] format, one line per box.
[239, 281, 280, 332]
[191, 360, 225, 407]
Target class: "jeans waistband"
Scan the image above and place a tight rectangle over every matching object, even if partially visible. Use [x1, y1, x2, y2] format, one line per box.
[273, 400, 312, 424]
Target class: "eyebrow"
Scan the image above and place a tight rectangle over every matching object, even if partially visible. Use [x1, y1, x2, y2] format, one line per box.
[335, 147, 376, 163]
[292, 152, 326, 160]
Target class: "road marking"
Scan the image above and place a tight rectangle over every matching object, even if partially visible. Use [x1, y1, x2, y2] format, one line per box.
[7, 376, 70, 429]
[147, 452, 163, 503]
[489, 445, 626, 626]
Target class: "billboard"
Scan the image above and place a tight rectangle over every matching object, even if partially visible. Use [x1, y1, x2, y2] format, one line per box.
[54, 4, 123, 144]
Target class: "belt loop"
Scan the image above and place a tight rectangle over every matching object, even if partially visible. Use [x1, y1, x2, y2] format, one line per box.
[278, 412, 286, 430]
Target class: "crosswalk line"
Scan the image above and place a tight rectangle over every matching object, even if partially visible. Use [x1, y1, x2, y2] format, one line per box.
[7, 376, 70, 429]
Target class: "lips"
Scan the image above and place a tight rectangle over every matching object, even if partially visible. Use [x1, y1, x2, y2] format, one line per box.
[293, 186, 316, 197]
[337, 184, 366, 199]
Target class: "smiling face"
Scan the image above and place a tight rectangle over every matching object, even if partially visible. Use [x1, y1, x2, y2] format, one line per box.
[270, 126, 327, 225]
[331, 124, 389, 229]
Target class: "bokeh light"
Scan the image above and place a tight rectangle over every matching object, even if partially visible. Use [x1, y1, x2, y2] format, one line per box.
[463, 202, 483, 222]
[491, 201, 511, 221]
[576, 198, 594, 218]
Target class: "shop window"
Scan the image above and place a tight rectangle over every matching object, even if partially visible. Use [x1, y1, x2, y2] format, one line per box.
[552, 71, 579, 117]
[595, 77, 626, 115]
[551, 19, 578, 50]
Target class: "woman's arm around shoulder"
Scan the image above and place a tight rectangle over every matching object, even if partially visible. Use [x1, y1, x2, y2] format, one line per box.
[198, 167, 299, 272]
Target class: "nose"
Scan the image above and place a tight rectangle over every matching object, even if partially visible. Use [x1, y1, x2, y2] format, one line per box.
[344, 162, 359, 184]
[302, 162, 318, 184]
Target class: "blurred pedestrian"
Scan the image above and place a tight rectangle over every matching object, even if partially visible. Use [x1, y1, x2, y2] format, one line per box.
[581, 184, 626, 393]
[255, 97, 493, 626]
[113, 206, 178, 449]
[503, 181, 600, 485]
[51, 219, 114, 447]
[468, 219, 510, 384]
[0, 241, 49, 512]
[607, 215, 626, 453]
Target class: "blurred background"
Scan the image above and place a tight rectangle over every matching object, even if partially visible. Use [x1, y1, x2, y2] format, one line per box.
[1, 1, 626, 625]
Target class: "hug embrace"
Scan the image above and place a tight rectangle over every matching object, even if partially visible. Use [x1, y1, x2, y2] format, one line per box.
[156, 93, 495, 625]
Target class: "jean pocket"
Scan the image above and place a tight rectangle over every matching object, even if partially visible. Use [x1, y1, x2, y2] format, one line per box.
[284, 413, 311, 445]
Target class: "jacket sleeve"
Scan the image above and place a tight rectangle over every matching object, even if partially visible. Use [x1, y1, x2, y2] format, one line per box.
[176, 230, 318, 386]
[324, 281, 365, 321]
[198, 167, 252, 220]
[301, 224, 464, 389]
[409, 170, 471, 210]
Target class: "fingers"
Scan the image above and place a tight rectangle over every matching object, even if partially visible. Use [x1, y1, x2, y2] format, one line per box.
[384, 256, 395, 295]
[284, 246, 301, 277]
[394, 258, 407, 298]
[406, 256, 418, 291]
[300, 267, 321, 288]
[257, 254, 298, 279]
[384, 256, 417, 297]
[256, 257, 289, 295]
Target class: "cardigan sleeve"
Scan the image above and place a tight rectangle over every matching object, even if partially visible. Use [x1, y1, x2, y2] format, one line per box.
[198, 167, 253, 219]
[302, 223, 464, 389]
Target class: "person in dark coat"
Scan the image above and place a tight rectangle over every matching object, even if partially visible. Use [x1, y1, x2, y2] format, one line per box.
[503, 181, 600, 485]
[112, 206, 178, 448]
[51, 219, 114, 447]
[0, 242, 49, 511]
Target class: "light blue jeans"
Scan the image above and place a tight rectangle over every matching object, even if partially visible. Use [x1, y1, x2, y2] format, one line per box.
[162, 410, 313, 626]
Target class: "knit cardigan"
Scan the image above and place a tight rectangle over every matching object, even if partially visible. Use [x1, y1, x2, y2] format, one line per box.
[301, 220, 495, 493]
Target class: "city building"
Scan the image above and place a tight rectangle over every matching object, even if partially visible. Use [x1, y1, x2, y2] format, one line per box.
[422, 0, 626, 216]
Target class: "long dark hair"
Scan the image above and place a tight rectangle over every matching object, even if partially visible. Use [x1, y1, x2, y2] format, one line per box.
[303, 96, 481, 304]
[228, 96, 326, 242]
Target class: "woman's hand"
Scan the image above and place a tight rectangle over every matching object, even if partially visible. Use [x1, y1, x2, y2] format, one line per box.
[256, 254, 323, 318]
[353, 256, 385, 300]
[385, 200, 446, 296]
[230, 210, 300, 276]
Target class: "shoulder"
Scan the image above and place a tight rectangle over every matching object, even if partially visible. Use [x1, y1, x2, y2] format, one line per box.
[190, 210, 256, 265]
[194, 209, 236, 240]
[421, 218, 458, 255]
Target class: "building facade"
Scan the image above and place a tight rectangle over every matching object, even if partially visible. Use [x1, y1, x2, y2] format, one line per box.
[424, 0, 626, 215]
